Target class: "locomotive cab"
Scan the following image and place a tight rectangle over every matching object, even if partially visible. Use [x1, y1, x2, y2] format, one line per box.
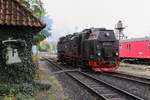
[82, 28, 120, 71]
[97, 29, 119, 59]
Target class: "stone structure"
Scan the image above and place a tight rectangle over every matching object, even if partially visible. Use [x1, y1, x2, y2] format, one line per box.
[0, 0, 45, 83]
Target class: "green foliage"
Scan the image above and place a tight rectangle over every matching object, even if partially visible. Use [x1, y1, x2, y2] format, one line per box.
[0, 33, 35, 83]
[38, 41, 50, 52]
[48, 42, 57, 52]
[0, 82, 51, 100]
[38, 41, 57, 52]
[0, 83, 37, 99]
[32, 27, 52, 45]
[32, 34, 46, 45]
[0, 33, 39, 99]
[0, 1, 52, 99]
[20, 0, 51, 45]
[20, 0, 46, 17]
[33, 81, 51, 91]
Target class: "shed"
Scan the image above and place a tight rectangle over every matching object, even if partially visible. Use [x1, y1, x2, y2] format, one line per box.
[0, 0, 46, 82]
[0, 0, 46, 39]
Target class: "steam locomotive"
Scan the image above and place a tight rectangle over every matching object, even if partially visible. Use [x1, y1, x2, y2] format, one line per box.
[57, 28, 120, 71]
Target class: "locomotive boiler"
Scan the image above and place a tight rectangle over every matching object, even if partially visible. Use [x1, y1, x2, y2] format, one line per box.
[57, 28, 120, 71]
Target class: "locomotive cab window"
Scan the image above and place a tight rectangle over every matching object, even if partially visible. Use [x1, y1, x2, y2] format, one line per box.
[148, 43, 150, 50]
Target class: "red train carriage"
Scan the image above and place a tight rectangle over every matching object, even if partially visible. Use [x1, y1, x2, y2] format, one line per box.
[119, 37, 150, 62]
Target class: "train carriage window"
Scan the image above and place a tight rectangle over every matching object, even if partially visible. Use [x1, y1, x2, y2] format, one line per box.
[126, 44, 131, 50]
[148, 43, 150, 50]
[129, 44, 131, 50]
[126, 44, 128, 49]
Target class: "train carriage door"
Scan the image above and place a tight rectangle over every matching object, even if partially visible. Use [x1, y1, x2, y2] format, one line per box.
[148, 42, 150, 50]
[126, 44, 129, 57]
[129, 44, 131, 56]
[126, 43, 131, 57]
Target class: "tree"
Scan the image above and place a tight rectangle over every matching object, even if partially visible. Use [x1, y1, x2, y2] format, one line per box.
[20, 0, 46, 17]
[20, 0, 52, 45]
[39, 40, 50, 51]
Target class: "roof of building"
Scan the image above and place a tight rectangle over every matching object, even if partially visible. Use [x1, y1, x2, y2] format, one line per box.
[0, 0, 45, 29]
[120, 37, 150, 43]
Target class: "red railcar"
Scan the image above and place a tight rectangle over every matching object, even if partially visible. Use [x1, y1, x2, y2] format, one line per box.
[119, 37, 150, 60]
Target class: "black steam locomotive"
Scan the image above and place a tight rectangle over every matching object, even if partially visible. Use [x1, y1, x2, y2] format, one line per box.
[57, 28, 120, 71]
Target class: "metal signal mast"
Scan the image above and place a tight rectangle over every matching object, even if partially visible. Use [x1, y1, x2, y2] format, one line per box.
[115, 20, 126, 40]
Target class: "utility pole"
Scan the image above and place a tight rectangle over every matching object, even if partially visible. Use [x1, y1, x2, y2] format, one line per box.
[115, 20, 126, 40]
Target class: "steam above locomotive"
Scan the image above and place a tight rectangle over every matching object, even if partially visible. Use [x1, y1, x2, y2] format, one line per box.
[57, 28, 120, 71]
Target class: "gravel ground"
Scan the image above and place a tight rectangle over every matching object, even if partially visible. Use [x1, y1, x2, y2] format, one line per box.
[46, 60, 150, 100]
[117, 63, 150, 77]
[89, 72, 150, 100]
[38, 54, 150, 100]
[48, 58, 150, 100]
[47, 61, 98, 100]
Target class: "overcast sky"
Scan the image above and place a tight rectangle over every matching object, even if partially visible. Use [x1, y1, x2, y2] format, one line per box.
[43, 0, 150, 42]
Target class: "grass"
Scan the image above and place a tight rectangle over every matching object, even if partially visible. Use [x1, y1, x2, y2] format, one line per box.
[120, 62, 150, 69]
[118, 62, 150, 76]
[31, 60, 68, 100]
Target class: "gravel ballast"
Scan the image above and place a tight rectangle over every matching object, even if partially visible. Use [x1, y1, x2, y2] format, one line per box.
[47, 61, 98, 100]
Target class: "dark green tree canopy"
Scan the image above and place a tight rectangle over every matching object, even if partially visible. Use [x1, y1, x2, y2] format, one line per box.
[20, 0, 52, 45]
[20, 0, 46, 17]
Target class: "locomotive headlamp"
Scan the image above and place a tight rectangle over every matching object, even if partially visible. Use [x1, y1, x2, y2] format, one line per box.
[97, 45, 100, 49]
[105, 32, 110, 37]
[97, 52, 101, 56]
[116, 52, 119, 56]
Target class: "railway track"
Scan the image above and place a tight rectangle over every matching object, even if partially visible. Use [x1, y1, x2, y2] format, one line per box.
[69, 72, 143, 100]
[103, 71, 150, 85]
[47, 58, 150, 85]
[84, 71, 150, 99]
[45, 58, 143, 100]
